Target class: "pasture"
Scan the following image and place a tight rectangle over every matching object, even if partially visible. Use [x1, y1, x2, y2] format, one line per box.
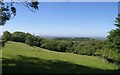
[1, 41, 119, 73]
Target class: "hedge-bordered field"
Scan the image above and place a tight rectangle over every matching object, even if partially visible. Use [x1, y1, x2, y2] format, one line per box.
[1, 41, 119, 73]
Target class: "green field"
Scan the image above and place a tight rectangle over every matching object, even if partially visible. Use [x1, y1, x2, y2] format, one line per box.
[1, 41, 119, 73]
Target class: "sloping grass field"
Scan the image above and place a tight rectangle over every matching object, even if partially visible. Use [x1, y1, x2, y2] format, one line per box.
[0, 41, 119, 73]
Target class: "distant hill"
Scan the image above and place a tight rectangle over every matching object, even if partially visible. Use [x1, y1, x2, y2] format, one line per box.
[93, 37, 106, 41]
[39, 35, 106, 41]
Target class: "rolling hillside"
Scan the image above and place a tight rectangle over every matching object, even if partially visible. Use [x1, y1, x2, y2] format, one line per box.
[1, 41, 119, 73]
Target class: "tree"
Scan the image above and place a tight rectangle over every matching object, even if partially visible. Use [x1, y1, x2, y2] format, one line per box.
[25, 35, 42, 47]
[107, 17, 120, 53]
[33, 36, 41, 47]
[11, 31, 26, 43]
[25, 35, 34, 46]
[2, 31, 11, 41]
[0, 0, 39, 25]
[40, 39, 58, 51]
[57, 42, 67, 52]
[107, 16, 120, 67]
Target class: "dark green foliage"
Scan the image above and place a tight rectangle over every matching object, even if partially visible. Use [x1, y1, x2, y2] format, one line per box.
[25, 33, 33, 37]
[25, 35, 34, 46]
[0, 39, 7, 47]
[57, 41, 73, 52]
[107, 29, 120, 52]
[2, 39, 7, 47]
[11, 31, 42, 47]
[73, 40, 105, 56]
[32, 36, 41, 47]
[102, 49, 119, 63]
[0, 1, 39, 25]
[106, 16, 120, 65]
[107, 17, 120, 52]
[0, 40, 6, 48]
[25, 33, 34, 46]
[41, 39, 59, 51]
[2, 31, 11, 41]
[40, 39, 73, 52]
[114, 18, 120, 28]
[57, 42, 67, 52]
[11, 32, 26, 43]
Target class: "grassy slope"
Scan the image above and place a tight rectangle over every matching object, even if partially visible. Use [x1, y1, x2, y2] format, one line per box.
[1, 41, 119, 73]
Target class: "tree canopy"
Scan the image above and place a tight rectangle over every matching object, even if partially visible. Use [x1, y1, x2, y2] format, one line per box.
[2, 31, 11, 41]
[0, 0, 39, 25]
[107, 17, 120, 53]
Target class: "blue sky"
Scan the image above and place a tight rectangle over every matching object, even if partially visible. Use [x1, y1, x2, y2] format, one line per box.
[0, 2, 118, 37]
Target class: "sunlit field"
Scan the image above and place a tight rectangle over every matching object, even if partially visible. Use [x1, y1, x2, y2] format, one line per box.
[1, 41, 118, 73]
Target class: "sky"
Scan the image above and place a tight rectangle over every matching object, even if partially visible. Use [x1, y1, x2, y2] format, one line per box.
[3, 0, 120, 2]
[0, 2, 118, 37]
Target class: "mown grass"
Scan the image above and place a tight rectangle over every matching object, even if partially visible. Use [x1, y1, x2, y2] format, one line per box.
[1, 41, 119, 73]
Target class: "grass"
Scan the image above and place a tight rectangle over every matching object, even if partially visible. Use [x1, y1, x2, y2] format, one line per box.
[1, 41, 119, 73]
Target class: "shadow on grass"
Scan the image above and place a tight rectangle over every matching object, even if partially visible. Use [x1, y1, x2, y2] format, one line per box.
[2, 55, 120, 74]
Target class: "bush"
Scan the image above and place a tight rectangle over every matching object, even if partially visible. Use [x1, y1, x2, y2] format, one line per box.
[11, 32, 26, 43]
[2, 31, 11, 41]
